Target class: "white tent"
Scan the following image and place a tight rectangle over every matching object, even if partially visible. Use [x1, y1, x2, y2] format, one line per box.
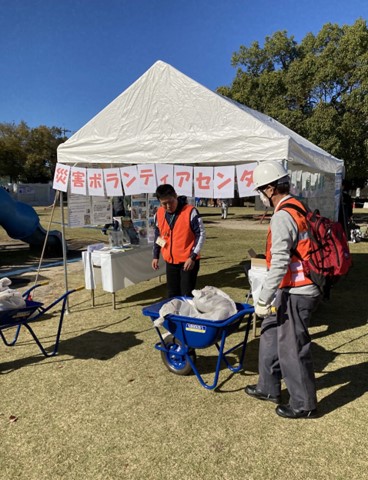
[56, 61, 345, 305]
[57, 60, 344, 176]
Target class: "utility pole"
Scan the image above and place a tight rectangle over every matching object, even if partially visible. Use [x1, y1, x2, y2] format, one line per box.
[61, 127, 72, 137]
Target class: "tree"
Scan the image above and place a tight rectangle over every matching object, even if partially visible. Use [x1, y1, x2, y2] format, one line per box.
[0, 122, 67, 183]
[0, 122, 28, 182]
[218, 19, 368, 187]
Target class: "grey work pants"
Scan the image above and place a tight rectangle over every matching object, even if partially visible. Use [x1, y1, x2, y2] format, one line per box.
[257, 290, 321, 410]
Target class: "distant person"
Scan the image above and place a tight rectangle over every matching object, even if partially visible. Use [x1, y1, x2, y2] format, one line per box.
[338, 181, 353, 238]
[152, 184, 206, 297]
[102, 196, 126, 235]
[220, 199, 229, 219]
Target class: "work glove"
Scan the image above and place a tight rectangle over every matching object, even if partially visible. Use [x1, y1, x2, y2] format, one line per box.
[255, 300, 272, 318]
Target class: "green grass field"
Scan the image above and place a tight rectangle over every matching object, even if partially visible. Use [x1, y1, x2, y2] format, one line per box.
[0, 206, 367, 480]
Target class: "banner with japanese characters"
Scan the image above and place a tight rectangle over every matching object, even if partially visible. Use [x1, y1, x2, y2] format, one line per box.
[53, 162, 261, 198]
[173, 165, 193, 197]
[120, 165, 142, 195]
[87, 168, 105, 196]
[53, 164, 71, 192]
[155, 164, 173, 186]
[194, 166, 213, 198]
[236, 162, 258, 197]
[103, 168, 123, 196]
[70, 166, 87, 195]
[213, 166, 235, 199]
[137, 164, 157, 193]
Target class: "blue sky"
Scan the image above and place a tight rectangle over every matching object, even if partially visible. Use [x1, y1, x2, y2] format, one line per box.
[1, 0, 367, 135]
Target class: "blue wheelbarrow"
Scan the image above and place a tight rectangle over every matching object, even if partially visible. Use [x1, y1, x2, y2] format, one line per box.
[0, 284, 76, 357]
[142, 298, 254, 390]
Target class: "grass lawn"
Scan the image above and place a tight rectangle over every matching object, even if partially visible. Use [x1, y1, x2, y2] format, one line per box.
[0, 206, 367, 480]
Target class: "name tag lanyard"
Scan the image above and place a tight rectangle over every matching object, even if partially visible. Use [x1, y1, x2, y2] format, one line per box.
[156, 212, 177, 247]
[164, 212, 176, 238]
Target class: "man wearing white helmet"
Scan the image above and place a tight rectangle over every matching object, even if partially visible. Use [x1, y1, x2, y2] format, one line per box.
[245, 161, 321, 419]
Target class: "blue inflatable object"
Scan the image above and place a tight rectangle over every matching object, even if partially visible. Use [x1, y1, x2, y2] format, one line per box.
[0, 188, 63, 254]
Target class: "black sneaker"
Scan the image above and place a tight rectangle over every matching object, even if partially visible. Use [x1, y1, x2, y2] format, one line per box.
[275, 404, 318, 419]
[244, 384, 281, 404]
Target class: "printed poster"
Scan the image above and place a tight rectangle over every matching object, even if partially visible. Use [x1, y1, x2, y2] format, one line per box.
[67, 194, 111, 227]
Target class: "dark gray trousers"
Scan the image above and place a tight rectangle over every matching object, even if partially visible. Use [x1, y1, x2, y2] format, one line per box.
[257, 290, 321, 410]
[165, 260, 200, 298]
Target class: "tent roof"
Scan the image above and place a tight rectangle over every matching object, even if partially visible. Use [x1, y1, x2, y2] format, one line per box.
[57, 60, 344, 174]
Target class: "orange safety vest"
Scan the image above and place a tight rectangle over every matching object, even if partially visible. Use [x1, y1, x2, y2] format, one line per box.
[156, 204, 199, 264]
[266, 197, 314, 288]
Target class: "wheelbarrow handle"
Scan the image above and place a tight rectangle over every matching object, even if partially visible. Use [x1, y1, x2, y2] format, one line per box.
[22, 282, 49, 299]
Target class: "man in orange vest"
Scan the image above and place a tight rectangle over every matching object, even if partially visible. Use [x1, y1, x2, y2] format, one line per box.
[152, 184, 206, 298]
[245, 162, 321, 419]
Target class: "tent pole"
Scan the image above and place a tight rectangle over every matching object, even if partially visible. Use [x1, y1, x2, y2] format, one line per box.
[60, 191, 70, 313]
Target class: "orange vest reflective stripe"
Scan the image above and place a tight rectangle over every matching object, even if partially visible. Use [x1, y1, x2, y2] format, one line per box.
[156, 204, 199, 264]
[266, 197, 313, 288]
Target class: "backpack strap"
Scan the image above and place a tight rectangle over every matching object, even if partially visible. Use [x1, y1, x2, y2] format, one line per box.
[277, 201, 310, 259]
[278, 202, 308, 216]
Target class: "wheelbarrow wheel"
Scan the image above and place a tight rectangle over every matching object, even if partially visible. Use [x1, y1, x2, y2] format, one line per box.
[160, 334, 196, 376]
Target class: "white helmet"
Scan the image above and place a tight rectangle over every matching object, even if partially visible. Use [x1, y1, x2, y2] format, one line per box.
[253, 161, 289, 190]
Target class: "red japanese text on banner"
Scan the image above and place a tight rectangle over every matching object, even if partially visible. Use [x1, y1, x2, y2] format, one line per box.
[120, 166, 142, 195]
[174, 166, 193, 197]
[87, 168, 105, 196]
[53, 163, 70, 192]
[214, 166, 235, 199]
[138, 164, 157, 193]
[194, 167, 213, 199]
[70, 167, 87, 195]
[103, 168, 123, 196]
[236, 163, 257, 197]
[155, 164, 174, 187]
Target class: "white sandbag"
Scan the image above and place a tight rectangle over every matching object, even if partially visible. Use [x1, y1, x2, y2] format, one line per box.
[248, 268, 268, 305]
[154, 298, 198, 327]
[154, 287, 237, 326]
[0, 277, 26, 310]
[0, 290, 26, 310]
[192, 286, 237, 320]
[0, 277, 12, 292]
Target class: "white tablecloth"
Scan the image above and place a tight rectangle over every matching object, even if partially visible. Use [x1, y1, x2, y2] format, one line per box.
[82, 246, 160, 293]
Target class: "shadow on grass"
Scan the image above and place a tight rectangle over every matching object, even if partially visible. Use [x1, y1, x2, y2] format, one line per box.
[316, 361, 368, 415]
[57, 329, 143, 360]
[0, 325, 143, 374]
[312, 252, 368, 337]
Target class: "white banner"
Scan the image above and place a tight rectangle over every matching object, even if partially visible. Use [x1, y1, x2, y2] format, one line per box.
[236, 162, 258, 197]
[54, 162, 261, 198]
[103, 168, 123, 196]
[213, 166, 235, 199]
[53, 164, 70, 192]
[70, 166, 87, 195]
[120, 165, 142, 195]
[87, 168, 105, 196]
[155, 164, 174, 186]
[174, 165, 193, 197]
[137, 164, 157, 193]
[194, 166, 213, 198]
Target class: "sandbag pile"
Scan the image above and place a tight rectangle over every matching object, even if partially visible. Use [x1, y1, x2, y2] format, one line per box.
[154, 286, 237, 327]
